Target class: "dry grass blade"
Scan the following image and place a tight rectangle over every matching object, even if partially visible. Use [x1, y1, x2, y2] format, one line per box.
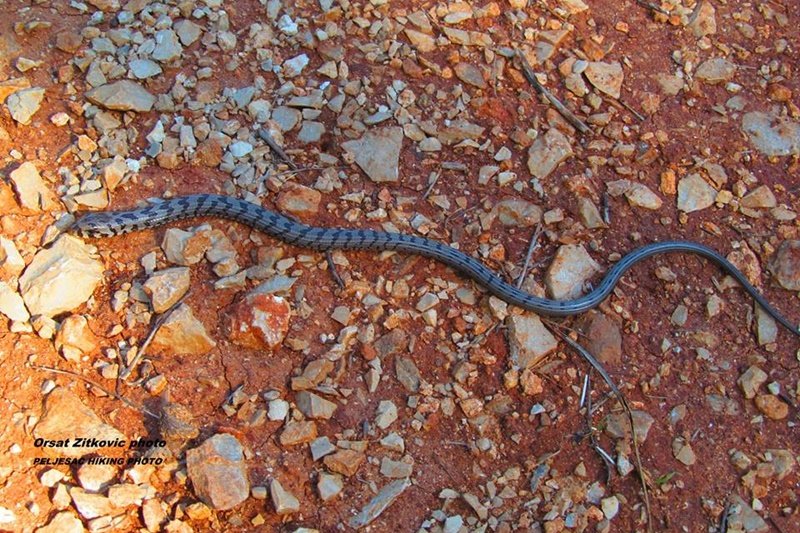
[515, 49, 591, 134]
[31, 364, 160, 418]
[548, 323, 654, 533]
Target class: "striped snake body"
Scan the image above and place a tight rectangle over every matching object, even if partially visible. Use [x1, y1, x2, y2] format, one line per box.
[73, 193, 799, 336]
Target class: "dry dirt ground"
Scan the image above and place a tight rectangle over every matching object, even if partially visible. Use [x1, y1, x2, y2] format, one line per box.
[0, 0, 798, 532]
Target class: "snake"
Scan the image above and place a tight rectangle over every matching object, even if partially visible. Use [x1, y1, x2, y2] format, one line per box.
[72, 193, 799, 337]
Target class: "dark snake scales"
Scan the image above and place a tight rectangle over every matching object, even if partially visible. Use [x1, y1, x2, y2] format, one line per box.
[73, 193, 799, 337]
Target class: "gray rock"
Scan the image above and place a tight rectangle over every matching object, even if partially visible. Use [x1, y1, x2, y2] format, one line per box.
[380, 457, 413, 478]
[349, 478, 411, 528]
[742, 112, 800, 157]
[268, 399, 289, 421]
[86, 80, 155, 112]
[341, 127, 403, 183]
[317, 472, 343, 501]
[6, 87, 45, 125]
[174, 19, 202, 46]
[687, 0, 716, 37]
[297, 121, 325, 143]
[604, 410, 655, 444]
[755, 305, 777, 345]
[152, 29, 182, 63]
[677, 173, 716, 213]
[9, 161, 57, 211]
[769, 240, 800, 290]
[0, 281, 30, 323]
[282, 54, 309, 77]
[295, 391, 337, 419]
[738, 365, 767, 399]
[375, 400, 398, 429]
[129, 58, 162, 79]
[507, 313, 558, 369]
[143, 267, 190, 313]
[270, 479, 300, 515]
[527, 128, 573, 179]
[310, 436, 336, 460]
[495, 199, 542, 227]
[695, 57, 736, 84]
[34, 388, 127, 458]
[19, 235, 104, 317]
[545, 244, 600, 300]
[395, 357, 420, 392]
[271, 106, 301, 131]
[229, 141, 253, 157]
[454, 62, 486, 88]
[77, 462, 117, 492]
[576, 311, 622, 364]
[727, 494, 768, 533]
[186, 434, 249, 510]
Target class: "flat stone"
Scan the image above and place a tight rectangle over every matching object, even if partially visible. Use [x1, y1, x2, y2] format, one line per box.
[755, 305, 777, 346]
[129, 58, 162, 79]
[270, 479, 300, 515]
[585, 62, 623, 98]
[35, 511, 84, 533]
[741, 185, 776, 208]
[162, 227, 212, 265]
[672, 438, 696, 465]
[769, 240, 800, 290]
[295, 391, 337, 419]
[151, 29, 182, 63]
[54, 314, 99, 358]
[34, 388, 127, 458]
[404, 28, 436, 52]
[143, 267, 191, 313]
[687, 0, 716, 37]
[283, 54, 309, 77]
[6, 86, 45, 125]
[742, 112, 800, 157]
[454, 62, 486, 88]
[576, 311, 622, 364]
[224, 292, 291, 350]
[727, 494, 768, 533]
[317, 473, 343, 501]
[229, 141, 253, 157]
[186, 434, 249, 510]
[19, 235, 103, 317]
[559, 0, 588, 14]
[279, 421, 317, 446]
[625, 183, 662, 210]
[77, 462, 117, 492]
[9, 161, 57, 211]
[677, 173, 716, 213]
[380, 457, 413, 478]
[174, 19, 202, 46]
[395, 356, 420, 392]
[604, 410, 655, 444]
[545, 244, 601, 300]
[695, 58, 736, 84]
[276, 183, 321, 217]
[271, 106, 301, 131]
[297, 121, 325, 143]
[69, 488, 113, 520]
[151, 303, 217, 355]
[86, 80, 155, 112]
[342, 127, 403, 183]
[375, 400, 398, 429]
[349, 478, 411, 529]
[507, 313, 558, 369]
[526, 128, 573, 179]
[0, 281, 30, 322]
[577, 197, 604, 229]
[0, 236, 25, 277]
[323, 449, 365, 477]
[495, 199, 542, 227]
[0, 77, 31, 103]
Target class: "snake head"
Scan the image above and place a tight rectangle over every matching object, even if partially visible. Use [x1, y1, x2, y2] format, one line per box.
[71, 212, 128, 238]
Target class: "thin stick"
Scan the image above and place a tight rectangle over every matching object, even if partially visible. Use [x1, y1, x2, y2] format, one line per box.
[325, 250, 345, 290]
[422, 171, 441, 200]
[515, 50, 591, 134]
[31, 364, 160, 418]
[258, 128, 298, 170]
[548, 323, 654, 533]
[516, 223, 543, 289]
[119, 293, 189, 381]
